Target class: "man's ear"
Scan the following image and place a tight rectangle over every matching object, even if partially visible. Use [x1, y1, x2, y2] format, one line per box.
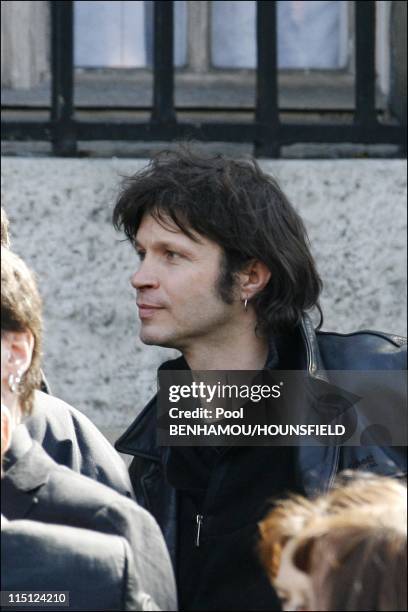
[238, 260, 271, 301]
[4, 331, 34, 377]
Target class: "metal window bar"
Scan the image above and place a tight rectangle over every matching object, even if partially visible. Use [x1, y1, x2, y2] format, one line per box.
[51, 1, 76, 156]
[151, 1, 176, 125]
[1, 1, 406, 157]
[354, 0, 376, 127]
[255, 0, 279, 157]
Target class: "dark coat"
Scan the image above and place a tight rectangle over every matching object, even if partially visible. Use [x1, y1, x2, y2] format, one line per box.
[1, 516, 158, 611]
[24, 389, 133, 498]
[2, 425, 177, 612]
[115, 316, 407, 611]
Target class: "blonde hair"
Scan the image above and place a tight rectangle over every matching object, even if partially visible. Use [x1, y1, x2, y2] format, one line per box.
[258, 494, 320, 579]
[292, 511, 407, 611]
[325, 470, 407, 527]
[259, 472, 407, 583]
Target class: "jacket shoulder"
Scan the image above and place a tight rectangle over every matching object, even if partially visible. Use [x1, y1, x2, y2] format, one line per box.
[316, 328, 407, 370]
[1, 519, 138, 610]
[45, 463, 139, 516]
[42, 465, 176, 610]
[115, 355, 186, 458]
[24, 391, 132, 496]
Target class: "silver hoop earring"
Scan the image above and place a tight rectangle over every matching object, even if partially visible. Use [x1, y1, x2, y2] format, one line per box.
[8, 372, 21, 394]
[244, 298, 248, 311]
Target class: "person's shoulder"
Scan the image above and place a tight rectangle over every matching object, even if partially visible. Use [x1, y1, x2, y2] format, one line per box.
[1, 518, 148, 611]
[44, 465, 166, 562]
[27, 390, 99, 442]
[317, 328, 406, 347]
[2, 516, 127, 554]
[316, 328, 407, 369]
[31, 390, 99, 428]
[46, 460, 155, 523]
[26, 391, 133, 496]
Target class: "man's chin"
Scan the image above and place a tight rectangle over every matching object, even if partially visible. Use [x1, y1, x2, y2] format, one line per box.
[139, 327, 177, 349]
[140, 335, 162, 346]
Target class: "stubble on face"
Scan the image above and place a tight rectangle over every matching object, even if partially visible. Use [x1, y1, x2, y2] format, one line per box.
[132, 214, 241, 352]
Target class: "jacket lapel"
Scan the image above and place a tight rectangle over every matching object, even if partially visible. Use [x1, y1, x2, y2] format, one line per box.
[1, 479, 38, 519]
[115, 355, 188, 461]
[296, 316, 340, 493]
[299, 314, 329, 382]
[2, 431, 54, 520]
[116, 318, 335, 501]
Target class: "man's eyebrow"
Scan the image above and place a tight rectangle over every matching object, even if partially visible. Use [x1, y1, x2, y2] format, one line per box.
[134, 239, 198, 255]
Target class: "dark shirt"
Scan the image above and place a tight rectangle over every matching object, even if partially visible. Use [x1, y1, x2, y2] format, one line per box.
[171, 445, 298, 611]
[170, 342, 298, 611]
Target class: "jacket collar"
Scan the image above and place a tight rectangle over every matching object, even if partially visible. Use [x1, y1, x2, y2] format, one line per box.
[5, 423, 33, 469]
[2, 426, 57, 520]
[115, 314, 328, 460]
[299, 314, 329, 383]
[4, 425, 55, 491]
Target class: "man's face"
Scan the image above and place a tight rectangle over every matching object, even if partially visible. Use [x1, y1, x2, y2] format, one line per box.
[131, 213, 241, 351]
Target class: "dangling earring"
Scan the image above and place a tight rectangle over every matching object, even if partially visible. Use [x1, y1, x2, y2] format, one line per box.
[8, 371, 22, 394]
[243, 298, 248, 312]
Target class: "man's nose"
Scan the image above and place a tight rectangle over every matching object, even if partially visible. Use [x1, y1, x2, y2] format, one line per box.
[130, 262, 160, 290]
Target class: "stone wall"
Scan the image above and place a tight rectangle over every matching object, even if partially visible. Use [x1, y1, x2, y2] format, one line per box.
[1, 158, 406, 441]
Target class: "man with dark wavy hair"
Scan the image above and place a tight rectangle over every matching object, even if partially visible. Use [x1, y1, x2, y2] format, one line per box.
[113, 147, 406, 611]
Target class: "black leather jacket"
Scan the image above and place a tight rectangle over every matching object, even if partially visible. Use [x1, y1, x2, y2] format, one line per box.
[116, 317, 407, 572]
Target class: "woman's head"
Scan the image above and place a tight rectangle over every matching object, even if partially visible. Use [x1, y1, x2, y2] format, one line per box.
[259, 472, 407, 611]
[325, 470, 407, 529]
[292, 512, 407, 611]
[258, 494, 319, 582]
[1, 247, 43, 416]
[259, 472, 406, 578]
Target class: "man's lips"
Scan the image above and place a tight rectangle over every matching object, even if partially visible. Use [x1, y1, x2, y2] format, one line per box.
[137, 303, 165, 319]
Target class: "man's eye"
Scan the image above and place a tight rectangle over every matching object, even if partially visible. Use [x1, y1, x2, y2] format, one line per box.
[165, 250, 181, 261]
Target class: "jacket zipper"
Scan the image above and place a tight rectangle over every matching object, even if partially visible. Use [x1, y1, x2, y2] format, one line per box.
[196, 514, 204, 547]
